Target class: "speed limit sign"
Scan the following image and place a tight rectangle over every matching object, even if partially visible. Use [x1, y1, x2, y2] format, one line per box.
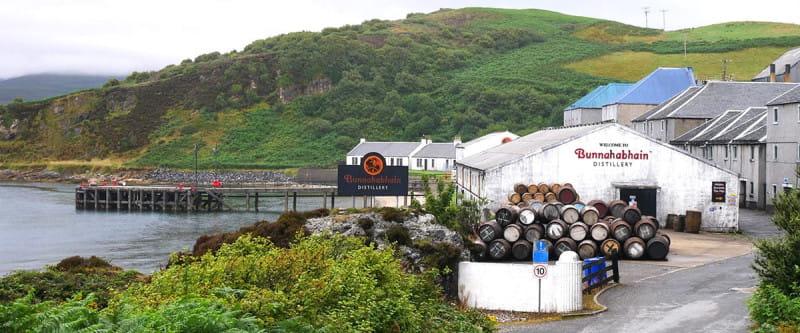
[533, 264, 548, 279]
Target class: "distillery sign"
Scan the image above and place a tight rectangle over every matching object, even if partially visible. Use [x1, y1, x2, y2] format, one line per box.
[574, 142, 651, 167]
[338, 152, 409, 196]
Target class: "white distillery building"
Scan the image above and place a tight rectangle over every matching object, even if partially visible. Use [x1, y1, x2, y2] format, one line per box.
[455, 123, 740, 231]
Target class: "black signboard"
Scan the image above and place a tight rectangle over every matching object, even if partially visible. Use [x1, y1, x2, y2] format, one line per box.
[338, 152, 409, 196]
[712, 181, 726, 203]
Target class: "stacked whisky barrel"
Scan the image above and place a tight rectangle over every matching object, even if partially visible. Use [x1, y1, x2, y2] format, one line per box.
[472, 182, 671, 262]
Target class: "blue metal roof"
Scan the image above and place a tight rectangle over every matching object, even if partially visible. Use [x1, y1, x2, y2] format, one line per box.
[607, 67, 697, 105]
[565, 83, 633, 110]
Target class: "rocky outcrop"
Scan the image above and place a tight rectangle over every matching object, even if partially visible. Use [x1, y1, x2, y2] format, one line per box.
[305, 211, 469, 267]
[0, 119, 19, 140]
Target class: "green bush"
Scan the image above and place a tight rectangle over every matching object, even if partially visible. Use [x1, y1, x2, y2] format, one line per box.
[753, 188, 800, 296]
[748, 283, 800, 332]
[119, 234, 493, 332]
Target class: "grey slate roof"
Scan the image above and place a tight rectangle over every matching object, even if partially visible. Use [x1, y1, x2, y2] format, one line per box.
[753, 47, 800, 80]
[707, 108, 766, 144]
[457, 123, 607, 170]
[413, 143, 456, 159]
[671, 107, 767, 145]
[732, 125, 766, 144]
[767, 85, 800, 105]
[633, 86, 702, 122]
[347, 142, 421, 157]
[636, 81, 799, 121]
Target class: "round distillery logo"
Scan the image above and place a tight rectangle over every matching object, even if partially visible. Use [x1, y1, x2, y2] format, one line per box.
[362, 153, 385, 176]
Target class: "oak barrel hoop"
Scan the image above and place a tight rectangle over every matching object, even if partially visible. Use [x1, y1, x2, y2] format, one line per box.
[560, 204, 581, 224]
[578, 239, 598, 260]
[623, 237, 646, 259]
[581, 206, 600, 225]
[512, 240, 533, 260]
[610, 219, 633, 243]
[488, 239, 512, 260]
[608, 200, 628, 218]
[634, 219, 657, 241]
[503, 223, 524, 243]
[507, 192, 522, 205]
[600, 238, 621, 257]
[556, 185, 578, 204]
[478, 220, 503, 242]
[646, 234, 670, 260]
[495, 205, 520, 227]
[587, 199, 609, 217]
[513, 183, 528, 195]
[554, 237, 578, 258]
[569, 221, 589, 241]
[685, 210, 702, 233]
[622, 206, 642, 224]
[546, 219, 568, 240]
[518, 207, 537, 225]
[524, 224, 545, 243]
[590, 221, 610, 242]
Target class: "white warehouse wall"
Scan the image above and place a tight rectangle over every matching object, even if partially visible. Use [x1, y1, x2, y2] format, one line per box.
[480, 125, 739, 231]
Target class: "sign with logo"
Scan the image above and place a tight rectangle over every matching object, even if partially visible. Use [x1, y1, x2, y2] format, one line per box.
[711, 181, 726, 203]
[533, 264, 548, 279]
[573, 142, 651, 168]
[338, 152, 409, 196]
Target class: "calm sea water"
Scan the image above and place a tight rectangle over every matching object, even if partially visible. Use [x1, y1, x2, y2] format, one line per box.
[0, 181, 339, 276]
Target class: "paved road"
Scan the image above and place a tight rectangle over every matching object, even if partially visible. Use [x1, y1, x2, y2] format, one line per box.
[499, 209, 781, 333]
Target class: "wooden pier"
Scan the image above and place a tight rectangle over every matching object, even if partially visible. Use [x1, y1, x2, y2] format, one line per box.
[75, 185, 337, 212]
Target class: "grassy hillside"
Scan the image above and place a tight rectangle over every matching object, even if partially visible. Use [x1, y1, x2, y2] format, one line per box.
[1, 8, 799, 171]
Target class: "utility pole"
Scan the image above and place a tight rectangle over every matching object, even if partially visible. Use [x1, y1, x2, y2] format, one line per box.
[661, 9, 667, 31]
[194, 144, 199, 185]
[721, 59, 733, 81]
[643, 7, 650, 28]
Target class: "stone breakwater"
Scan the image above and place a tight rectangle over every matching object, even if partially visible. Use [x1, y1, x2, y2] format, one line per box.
[144, 169, 291, 185]
[0, 168, 292, 185]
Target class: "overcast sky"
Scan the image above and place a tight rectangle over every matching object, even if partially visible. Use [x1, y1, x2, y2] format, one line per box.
[2, 0, 799, 79]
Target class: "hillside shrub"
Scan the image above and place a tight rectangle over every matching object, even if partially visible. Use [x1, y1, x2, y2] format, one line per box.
[119, 234, 493, 332]
[750, 169, 800, 331]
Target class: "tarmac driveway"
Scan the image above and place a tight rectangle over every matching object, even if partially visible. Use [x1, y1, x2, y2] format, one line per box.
[499, 209, 781, 333]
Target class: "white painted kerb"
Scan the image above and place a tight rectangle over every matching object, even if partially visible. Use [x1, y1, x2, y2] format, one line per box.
[458, 257, 583, 312]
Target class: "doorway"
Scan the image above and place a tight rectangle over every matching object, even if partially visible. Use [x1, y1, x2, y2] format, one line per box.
[619, 188, 657, 217]
[739, 180, 746, 208]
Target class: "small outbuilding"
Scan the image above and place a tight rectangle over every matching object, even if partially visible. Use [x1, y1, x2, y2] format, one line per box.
[455, 122, 740, 232]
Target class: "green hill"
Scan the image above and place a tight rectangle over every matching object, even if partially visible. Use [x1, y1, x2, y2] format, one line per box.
[1, 8, 799, 171]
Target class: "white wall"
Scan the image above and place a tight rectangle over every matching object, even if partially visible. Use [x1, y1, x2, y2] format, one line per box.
[477, 125, 739, 231]
[458, 260, 582, 313]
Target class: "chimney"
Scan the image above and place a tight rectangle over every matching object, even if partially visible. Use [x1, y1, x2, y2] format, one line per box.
[359, 138, 366, 144]
[785, 64, 792, 83]
[421, 135, 431, 145]
[453, 136, 462, 145]
[770, 64, 776, 82]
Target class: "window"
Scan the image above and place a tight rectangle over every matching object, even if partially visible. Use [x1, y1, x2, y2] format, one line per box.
[732, 145, 738, 160]
[416, 159, 422, 167]
[724, 146, 729, 159]
[351, 157, 357, 165]
[774, 144, 779, 160]
[797, 104, 800, 122]
[661, 120, 665, 131]
[445, 160, 449, 169]
[750, 181, 754, 194]
[773, 184, 778, 198]
[773, 107, 779, 124]
[750, 146, 755, 160]
[390, 158, 394, 166]
[648, 122, 653, 133]
[398, 159, 403, 166]
[431, 159, 435, 168]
